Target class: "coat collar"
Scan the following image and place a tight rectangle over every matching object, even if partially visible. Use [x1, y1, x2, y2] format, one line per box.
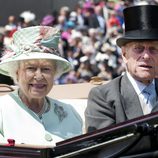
[120, 73, 144, 120]
[151, 78, 158, 112]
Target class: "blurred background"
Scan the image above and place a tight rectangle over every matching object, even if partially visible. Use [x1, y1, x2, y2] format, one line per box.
[0, 0, 157, 85]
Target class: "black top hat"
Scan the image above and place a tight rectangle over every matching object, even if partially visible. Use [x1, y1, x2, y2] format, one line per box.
[116, 5, 158, 47]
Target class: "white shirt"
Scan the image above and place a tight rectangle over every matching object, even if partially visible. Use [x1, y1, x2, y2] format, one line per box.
[126, 72, 156, 114]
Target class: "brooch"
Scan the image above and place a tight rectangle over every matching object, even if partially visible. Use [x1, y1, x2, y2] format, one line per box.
[54, 103, 67, 122]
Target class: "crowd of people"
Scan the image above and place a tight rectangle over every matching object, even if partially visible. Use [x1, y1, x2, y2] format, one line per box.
[0, 0, 158, 85]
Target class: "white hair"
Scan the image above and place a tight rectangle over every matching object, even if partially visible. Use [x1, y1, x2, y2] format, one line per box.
[8, 61, 20, 84]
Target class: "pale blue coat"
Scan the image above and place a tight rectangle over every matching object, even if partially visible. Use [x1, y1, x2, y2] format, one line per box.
[0, 90, 82, 146]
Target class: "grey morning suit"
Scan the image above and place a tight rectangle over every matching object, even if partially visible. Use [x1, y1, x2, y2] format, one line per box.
[85, 73, 158, 132]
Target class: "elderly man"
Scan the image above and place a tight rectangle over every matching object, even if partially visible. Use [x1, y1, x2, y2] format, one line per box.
[85, 4, 158, 132]
[84, 5, 158, 156]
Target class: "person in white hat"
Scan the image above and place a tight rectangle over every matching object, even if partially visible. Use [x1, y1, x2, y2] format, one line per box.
[0, 26, 82, 146]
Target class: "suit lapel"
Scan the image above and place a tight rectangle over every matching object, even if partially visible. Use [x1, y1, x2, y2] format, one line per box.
[120, 74, 143, 120]
[151, 79, 158, 112]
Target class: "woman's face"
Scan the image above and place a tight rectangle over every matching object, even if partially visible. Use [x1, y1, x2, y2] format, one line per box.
[17, 59, 56, 100]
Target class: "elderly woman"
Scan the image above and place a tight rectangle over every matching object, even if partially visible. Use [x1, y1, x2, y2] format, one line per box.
[0, 26, 82, 146]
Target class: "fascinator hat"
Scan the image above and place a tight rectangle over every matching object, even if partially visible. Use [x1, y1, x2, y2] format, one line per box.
[116, 5, 158, 47]
[0, 26, 72, 78]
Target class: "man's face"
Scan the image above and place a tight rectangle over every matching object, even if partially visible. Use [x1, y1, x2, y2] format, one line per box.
[122, 41, 158, 84]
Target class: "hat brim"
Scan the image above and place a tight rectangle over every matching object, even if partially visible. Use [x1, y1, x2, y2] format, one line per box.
[0, 52, 72, 79]
[116, 37, 136, 47]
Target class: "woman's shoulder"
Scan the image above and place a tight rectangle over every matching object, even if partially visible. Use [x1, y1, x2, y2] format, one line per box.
[48, 97, 75, 110]
[0, 93, 16, 110]
[0, 93, 12, 100]
[47, 97, 83, 123]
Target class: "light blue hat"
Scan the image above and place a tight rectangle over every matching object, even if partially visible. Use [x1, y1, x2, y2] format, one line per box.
[0, 26, 72, 78]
